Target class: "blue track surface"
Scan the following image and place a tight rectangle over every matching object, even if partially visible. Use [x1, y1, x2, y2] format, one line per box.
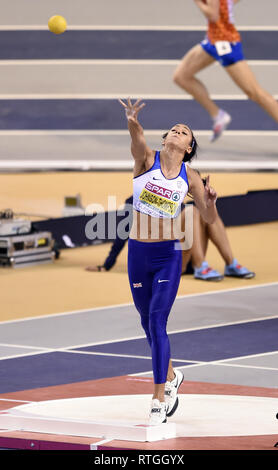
[0, 99, 277, 130]
[1, 30, 278, 60]
[1, 317, 278, 394]
[76, 318, 278, 361]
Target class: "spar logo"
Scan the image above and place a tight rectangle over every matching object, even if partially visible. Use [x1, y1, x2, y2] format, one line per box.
[145, 181, 172, 199]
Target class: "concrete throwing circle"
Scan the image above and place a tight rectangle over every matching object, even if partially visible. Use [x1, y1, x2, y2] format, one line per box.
[9, 394, 278, 437]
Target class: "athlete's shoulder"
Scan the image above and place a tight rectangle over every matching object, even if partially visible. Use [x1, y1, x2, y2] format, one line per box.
[133, 149, 157, 178]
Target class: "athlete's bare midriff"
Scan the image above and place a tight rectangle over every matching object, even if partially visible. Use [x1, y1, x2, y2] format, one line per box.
[129, 209, 186, 243]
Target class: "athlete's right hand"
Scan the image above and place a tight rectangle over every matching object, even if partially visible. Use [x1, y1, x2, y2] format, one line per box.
[119, 98, 146, 122]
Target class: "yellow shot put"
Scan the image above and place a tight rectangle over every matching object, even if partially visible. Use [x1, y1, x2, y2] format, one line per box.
[48, 15, 67, 34]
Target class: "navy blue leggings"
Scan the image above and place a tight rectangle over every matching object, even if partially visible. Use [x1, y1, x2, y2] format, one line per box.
[128, 239, 182, 384]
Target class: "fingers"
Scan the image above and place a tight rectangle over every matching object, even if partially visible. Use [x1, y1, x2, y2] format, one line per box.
[118, 98, 145, 112]
[204, 174, 217, 201]
[137, 102, 146, 112]
[118, 99, 127, 108]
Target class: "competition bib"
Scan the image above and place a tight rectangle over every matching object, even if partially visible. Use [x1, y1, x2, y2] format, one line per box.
[139, 188, 179, 217]
[215, 41, 232, 56]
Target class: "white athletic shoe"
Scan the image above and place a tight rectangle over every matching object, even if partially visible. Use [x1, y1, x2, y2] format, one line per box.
[149, 399, 167, 425]
[165, 369, 184, 417]
[211, 110, 232, 142]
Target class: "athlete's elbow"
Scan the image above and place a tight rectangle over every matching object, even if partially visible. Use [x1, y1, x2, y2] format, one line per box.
[207, 6, 219, 23]
[208, 12, 219, 23]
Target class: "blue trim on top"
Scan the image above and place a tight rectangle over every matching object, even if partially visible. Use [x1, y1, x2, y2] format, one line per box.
[133, 151, 160, 180]
[182, 162, 189, 188]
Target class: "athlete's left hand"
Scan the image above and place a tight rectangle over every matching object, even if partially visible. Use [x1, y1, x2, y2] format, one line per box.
[204, 175, 217, 207]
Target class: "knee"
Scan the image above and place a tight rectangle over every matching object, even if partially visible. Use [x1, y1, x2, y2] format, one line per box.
[244, 85, 264, 103]
[140, 313, 149, 332]
[149, 311, 168, 340]
[173, 66, 189, 87]
[173, 67, 181, 85]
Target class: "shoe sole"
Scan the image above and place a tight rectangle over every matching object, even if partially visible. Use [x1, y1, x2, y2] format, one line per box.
[194, 276, 224, 282]
[167, 397, 179, 417]
[166, 372, 184, 417]
[149, 417, 167, 425]
[225, 273, 255, 279]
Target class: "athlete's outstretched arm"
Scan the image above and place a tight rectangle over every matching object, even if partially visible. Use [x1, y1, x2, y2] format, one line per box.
[119, 98, 153, 163]
[187, 167, 218, 224]
[194, 0, 219, 23]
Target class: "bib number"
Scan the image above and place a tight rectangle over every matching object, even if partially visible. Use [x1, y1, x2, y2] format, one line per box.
[215, 41, 232, 56]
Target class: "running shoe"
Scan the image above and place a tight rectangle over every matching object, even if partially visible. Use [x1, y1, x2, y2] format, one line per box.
[194, 261, 224, 281]
[165, 369, 184, 417]
[211, 110, 232, 142]
[224, 259, 255, 279]
[149, 399, 167, 425]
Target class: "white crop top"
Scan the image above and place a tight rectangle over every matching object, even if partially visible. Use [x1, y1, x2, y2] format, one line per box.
[133, 151, 189, 219]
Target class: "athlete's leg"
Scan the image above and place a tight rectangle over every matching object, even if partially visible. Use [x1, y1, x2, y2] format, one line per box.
[173, 44, 219, 118]
[149, 243, 182, 401]
[226, 60, 278, 122]
[127, 240, 153, 346]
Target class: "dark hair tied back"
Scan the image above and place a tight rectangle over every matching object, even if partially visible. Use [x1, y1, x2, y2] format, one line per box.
[183, 132, 198, 163]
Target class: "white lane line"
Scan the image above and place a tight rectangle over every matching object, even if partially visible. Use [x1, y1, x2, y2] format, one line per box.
[214, 350, 278, 364]
[2, 311, 277, 361]
[58, 312, 278, 351]
[59, 349, 205, 364]
[0, 281, 277, 325]
[0, 399, 34, 404]
[1, 160, 278, 172]
[0, 349, 55, 361]
[0, 59, 277, 66]
[0, 130, 278, 137]
[0, 342, 52, 351]
[63, 349, 153, 361]
[129, 350, 278, 376]
[1, 25, 278, 31]
[177, 349, 278, 371]
[0, 93, 277, 100]
[212, 363, 278, 372]
[0, 340, 277, 370]
[90, 439, 113, 450]
[129, 362, 278, 377]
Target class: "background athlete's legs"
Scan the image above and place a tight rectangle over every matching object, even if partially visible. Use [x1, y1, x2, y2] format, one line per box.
[191, 206, 234, 267]
[173, 44, 219, 118]
[190, 206, 208, 268]
[225, 60, 278, 122]
[206, 213, 234, 265]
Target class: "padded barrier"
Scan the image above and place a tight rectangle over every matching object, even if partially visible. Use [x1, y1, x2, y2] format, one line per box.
[31, 189, 278, 250]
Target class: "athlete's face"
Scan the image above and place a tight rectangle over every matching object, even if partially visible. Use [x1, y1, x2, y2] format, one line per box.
[164, 124, 193, 154]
